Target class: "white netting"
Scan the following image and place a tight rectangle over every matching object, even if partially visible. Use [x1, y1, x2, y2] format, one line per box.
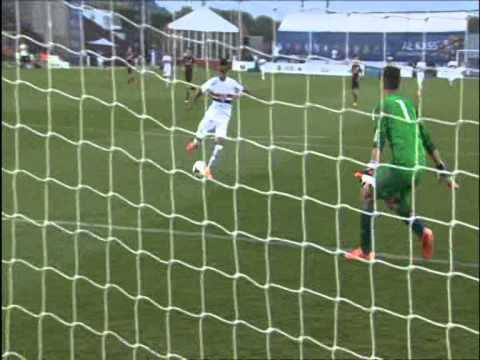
[456, 49, 480, 77]
[2, 1, 479, 359]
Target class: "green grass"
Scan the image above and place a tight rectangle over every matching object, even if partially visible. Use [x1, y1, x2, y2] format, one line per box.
[2, 66, 479, 360]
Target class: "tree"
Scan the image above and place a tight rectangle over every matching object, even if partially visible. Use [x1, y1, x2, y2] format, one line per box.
[173, 6, 193, 19]
[468, 16, 479, 34]
[252, 15, 276, 42]
[150, 8, 172, 30]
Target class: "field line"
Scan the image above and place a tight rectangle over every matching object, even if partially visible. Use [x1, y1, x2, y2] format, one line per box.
[5, 121, 478, 156]
[3, 121, 328, 139]
[3, 217, 478, 269]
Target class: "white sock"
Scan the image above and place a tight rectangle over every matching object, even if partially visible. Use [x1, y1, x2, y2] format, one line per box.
[208, 144, 223, 169]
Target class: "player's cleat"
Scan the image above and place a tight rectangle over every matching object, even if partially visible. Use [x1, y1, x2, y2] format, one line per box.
[422, 227, 434, 260]
[438, 175, 460, 189]
[186, 141, 198, 154]
[353, 102, 358, 107]
[204, 167, 214, 180]
[345, 247, 375, 262]
[436, 162, 460, 189]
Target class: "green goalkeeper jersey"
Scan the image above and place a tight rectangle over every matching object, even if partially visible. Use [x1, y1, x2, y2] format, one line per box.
[372, 94, 435, 168]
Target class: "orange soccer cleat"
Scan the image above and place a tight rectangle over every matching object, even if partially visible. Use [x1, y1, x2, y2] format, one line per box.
[345, 247, 375, 262]
[204, 167, 214, 180]
[422, 227, 434, 260]
[186, 141, 198, 154]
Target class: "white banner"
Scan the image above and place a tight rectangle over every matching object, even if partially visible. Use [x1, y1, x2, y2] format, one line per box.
[232, 60, 256, 72]
[262, 61, 352, 76]
[436, 67, 465, 80]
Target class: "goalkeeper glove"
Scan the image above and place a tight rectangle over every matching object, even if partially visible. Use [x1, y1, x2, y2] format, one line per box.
[354, 160, 379, 189]
[360, 160, 379, 177]
[436, 162, 459, 189]
[354, 170, 376, 189]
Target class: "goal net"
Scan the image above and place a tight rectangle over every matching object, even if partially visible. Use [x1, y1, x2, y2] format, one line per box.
[2, 1, 479, 359]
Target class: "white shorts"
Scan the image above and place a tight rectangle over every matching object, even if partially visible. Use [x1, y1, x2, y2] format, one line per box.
[163, 65, 171, 78]
[195, 106, 231, 140]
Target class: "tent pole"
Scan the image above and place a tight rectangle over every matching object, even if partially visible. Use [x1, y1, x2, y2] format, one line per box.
[195, 31, 202, 59]
[173, 29, 177, 82]
[196, 31, 199, 59]
[181, 30, 184, 56]
[345, 31, 349, 60]
[464, 23, 469, 65]
[272, 9, 277, 57]
[308, 32, 312, 58]
[237, 2, 243, 61]
[222, 32, 226, 59]
[205, 32, 210, 79]
[213, 31, 217, 60]
[383, 32, 387, 63]
[422, 31, 427, 63]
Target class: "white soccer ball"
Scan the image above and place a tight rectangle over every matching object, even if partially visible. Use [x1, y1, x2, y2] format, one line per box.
[192, 160, 206, 177]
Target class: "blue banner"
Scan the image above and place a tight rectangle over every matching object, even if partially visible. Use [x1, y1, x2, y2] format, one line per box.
[348, 33, 384, 61]
[311, 32, 347, 59]
[386, 33, 423, 62]
[277, 31, 464, 64]
[276, 32, 309, 56]
[386, 32, 464, 62]
[426, 32, 464, 63]
[67, 5, 82, 65]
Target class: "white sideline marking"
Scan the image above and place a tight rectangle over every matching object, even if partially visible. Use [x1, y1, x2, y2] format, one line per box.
[3, 217, 478, 269]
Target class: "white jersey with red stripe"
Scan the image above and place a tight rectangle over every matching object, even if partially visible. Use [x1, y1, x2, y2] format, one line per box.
[195, 76, 245, 139]
[200, 76, 244, 117]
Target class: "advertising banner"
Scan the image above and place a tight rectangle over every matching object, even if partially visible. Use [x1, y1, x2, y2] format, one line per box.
[232, 60, 256, 72]
[262, 61, 352, 76]
[277, 31, 464, 64]
[311, 32, 347, 59]
[348, 33, 384, 61]
[67, 5, 82, 65]
[276, 32, 310, 56]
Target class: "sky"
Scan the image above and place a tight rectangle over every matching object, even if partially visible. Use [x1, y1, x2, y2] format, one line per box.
[156, 1, 479, 19]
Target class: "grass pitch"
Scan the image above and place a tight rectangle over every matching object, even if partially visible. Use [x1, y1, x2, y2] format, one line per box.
[2, 66, 479, 359]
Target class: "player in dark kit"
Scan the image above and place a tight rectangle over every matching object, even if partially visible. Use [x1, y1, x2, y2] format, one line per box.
[183, 48, 195, 102]
[126, 47, 136, 85]
[351, 58, 362, 107]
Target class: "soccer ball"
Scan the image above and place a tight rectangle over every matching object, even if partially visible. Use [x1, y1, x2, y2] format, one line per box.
[192, 160, 206, 177]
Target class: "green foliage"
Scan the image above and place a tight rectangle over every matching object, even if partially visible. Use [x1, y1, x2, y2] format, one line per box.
[150, 9, 172, 30]
[468, 16, 479, 34]
[173, 6, 194, 20]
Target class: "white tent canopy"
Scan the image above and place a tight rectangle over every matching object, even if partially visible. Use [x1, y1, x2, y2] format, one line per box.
[88, 38, 115, 46]
[279, 11, 470, 33]
[167, 7, 239, 33]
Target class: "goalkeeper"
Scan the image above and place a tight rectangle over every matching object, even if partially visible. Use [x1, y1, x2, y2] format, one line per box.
[346, 66, 457, 262]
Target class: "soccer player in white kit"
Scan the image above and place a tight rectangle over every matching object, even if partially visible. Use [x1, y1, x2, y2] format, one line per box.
[186, 58, 250, 180]
[19, 42, 30, 68]
[416, 61, 426, 96]
[446, 60, 462, 87]
[162, 53, 173, 87]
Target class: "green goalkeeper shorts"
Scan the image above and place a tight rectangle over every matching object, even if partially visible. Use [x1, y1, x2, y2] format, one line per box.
[375, 165, 422, 203]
